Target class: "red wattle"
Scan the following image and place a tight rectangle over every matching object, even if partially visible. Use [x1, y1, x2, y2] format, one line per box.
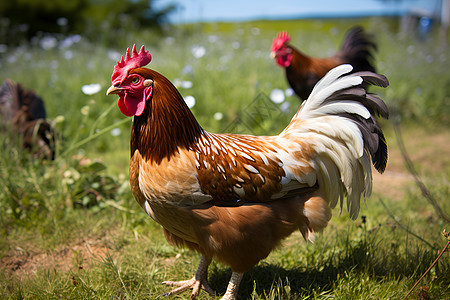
[277, 54, 292, 68]
[117, 86, 152, 117]
[118, 96, 133, 117]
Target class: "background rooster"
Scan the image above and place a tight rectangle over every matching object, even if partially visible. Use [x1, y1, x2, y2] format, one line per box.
[271, 26, 377, 100]
[0, 79, 55, 159]
[107, 45, 388, 300]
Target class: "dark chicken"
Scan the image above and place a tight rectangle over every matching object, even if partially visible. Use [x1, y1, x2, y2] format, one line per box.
[271, 26, 377, 100]
[107, 45, 389, 300]
[0, 79, 55, 159]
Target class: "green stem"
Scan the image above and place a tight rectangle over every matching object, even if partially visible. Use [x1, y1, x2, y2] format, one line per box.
[89, 101, 117, 136]
[393, 121, 450, 223]
[378, 198, 437, 250]
[60, 117, 130, 158]
[402, 240, 450, 300]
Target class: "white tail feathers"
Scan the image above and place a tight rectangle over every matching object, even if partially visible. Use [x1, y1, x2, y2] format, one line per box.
[283, 64, 388, 220]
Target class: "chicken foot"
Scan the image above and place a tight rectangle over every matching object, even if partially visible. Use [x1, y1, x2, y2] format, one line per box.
[162, 255, 214, 299]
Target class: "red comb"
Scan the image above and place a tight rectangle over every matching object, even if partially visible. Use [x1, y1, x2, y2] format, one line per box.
[271, 31, 291, 52]
[111, 45, 152, 85]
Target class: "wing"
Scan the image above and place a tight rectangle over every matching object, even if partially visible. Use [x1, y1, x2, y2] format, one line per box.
[195, 132, 317, 204]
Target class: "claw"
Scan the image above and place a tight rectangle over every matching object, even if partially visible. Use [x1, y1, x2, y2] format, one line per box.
[161, 256, 214, 299]
[162, 276, 214, 298]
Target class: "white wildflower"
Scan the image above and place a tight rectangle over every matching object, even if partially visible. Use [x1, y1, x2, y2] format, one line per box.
[270, 89, 285, 103]
[214, 112, 223, 121]
[81, 83, 101, 95]
[280, 101, 290, 113]
[180, 80, 193, 89]
[182, 64, 193, 74]
[63, 170, 73, 183]
[70, 34, 81, 43]
[191, 45, 206, 58]
[64, 50, 73, 60]
[59, 37, 73, 49]
[110, 128, 121, 136]
[173, 78, 181, 88]
[184, 95, 196, 108]
[285, 88, 294, 97]
[40, 36, 58, 50]
[174, 79, 193, 89]
[63, 168, 80, 185]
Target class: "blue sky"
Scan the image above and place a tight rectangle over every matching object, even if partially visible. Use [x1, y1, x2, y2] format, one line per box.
[155, 0, 441, 24]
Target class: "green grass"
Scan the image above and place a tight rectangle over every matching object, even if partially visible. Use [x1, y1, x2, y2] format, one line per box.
[0, 17, 449, 299]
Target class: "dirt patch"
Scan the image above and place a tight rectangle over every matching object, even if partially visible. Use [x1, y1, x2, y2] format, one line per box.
[386, 127, 450, 174]
[372, 126, 449, 200]
[0, 235, 114, 279]
[372, 170, 415, 200]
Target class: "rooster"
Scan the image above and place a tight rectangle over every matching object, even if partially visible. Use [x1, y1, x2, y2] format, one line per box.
[0, 79, 55, 159]
[271, 26, 377, 100]
[107, 45, 388, 300]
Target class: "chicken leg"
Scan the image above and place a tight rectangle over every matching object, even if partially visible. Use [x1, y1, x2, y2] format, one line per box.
[221, 272, 243, 300]
[162, 256, 214, 298]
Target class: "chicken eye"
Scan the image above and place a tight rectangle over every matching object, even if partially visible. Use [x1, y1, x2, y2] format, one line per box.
[131, 77, 140, 84]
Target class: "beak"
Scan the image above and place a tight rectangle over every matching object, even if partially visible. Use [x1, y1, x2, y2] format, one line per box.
[106, 85, 122, 95]
[270, 51, 276, 59]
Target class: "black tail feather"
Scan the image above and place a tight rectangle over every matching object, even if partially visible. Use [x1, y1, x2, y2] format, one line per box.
[325, 70, 389, 173]
[339, 26, 377, 74]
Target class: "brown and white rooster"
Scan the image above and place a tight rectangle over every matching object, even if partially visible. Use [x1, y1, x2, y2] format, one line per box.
[107, 45, 388, 300]
[271, 26, 377, 100]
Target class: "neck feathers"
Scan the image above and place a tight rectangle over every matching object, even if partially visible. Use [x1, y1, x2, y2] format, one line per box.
[130, 68, 203, 164]
[289, 46, 310, 69]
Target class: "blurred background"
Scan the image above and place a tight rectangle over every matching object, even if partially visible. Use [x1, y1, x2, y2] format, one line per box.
[1, 1, 447, 45]
[160, 0, 443, 24]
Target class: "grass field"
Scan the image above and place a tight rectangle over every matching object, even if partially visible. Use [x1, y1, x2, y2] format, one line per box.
[0, 17, 449, 299]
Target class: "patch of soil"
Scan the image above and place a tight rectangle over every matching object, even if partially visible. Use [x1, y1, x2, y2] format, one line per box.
[0, 235, 114, 279]
[372, 170, 415, 200]
[372, 127, 449, 200]
[386, 127, 450, 174]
